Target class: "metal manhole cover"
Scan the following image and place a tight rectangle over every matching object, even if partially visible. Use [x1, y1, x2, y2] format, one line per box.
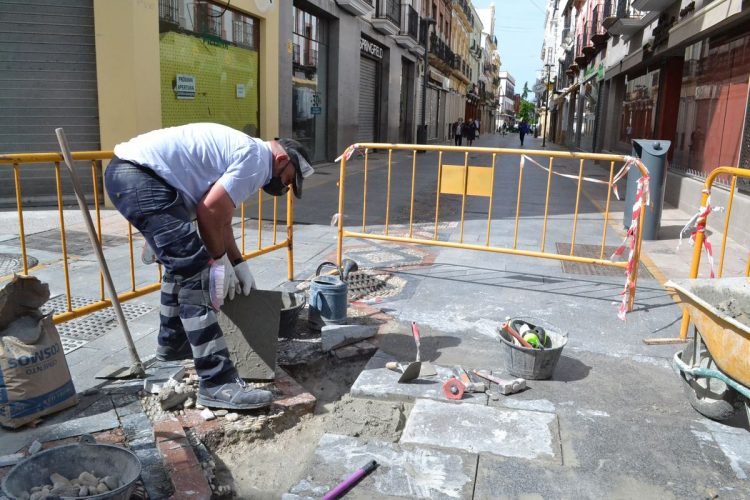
[346, 270, 406, 301]
[43, 295, 154, 341]
[0, 253, 39, 275]
[555, 243, 655, 279]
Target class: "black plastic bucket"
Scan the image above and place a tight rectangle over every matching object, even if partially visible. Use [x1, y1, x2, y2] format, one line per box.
[2, 437, 141, 499]
[498, 317, 568, 380]
[279, 292, 306, 338]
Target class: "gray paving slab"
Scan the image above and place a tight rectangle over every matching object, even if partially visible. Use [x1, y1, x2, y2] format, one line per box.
[0, 409, 120, 453]
[350, 350, 488, 405]
[472, 454, 747, 500]
[287, 433, 478, 499]
[400, 399, 560, 463]
[219, 290, 281, 380]
[486, 348, 698, 421]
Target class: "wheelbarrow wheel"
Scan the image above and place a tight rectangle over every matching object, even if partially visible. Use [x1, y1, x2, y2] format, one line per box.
[679, 336, 737, 421]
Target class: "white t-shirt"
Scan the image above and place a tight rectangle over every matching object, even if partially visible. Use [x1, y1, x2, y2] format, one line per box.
[113, 123, 272, 208]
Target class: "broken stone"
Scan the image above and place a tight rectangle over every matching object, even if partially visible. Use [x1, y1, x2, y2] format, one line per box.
[143, 364, 186, 394]
[102, 475, 119, 490]
[78, 471, 98, 487]
[158, 384, 192, 411]
[200, 408, 216, 421]
[225, 412, 240, 422]
[321, 324, 377, 351]
[214, 409, 229, 417]
[0, 452, 25, 467]
[96, 482, 110, 494]
[28, 440, 42, 454]
[49, 473, 69, 487]
[79, 485, 89, 497]
[184, 397, 195, 409]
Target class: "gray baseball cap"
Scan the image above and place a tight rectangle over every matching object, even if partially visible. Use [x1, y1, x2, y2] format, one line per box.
[276, 138, 314, 199]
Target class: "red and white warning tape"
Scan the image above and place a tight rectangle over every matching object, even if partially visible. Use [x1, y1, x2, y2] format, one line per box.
[608, 156, 650, 321]
[335, 144, 360, 163]
[677, 189, 724, 278]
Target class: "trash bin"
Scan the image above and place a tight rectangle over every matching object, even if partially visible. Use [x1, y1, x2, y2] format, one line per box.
[623, 139, 671, 240]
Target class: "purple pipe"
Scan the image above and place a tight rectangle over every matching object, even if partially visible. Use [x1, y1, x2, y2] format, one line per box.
[322, 460, 379, 500]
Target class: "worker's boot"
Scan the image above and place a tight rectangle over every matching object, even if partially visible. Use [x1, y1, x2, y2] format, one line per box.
[197, 377, 273, 410]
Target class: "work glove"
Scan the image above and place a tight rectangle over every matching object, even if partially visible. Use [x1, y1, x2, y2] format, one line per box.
[233, 259, 256, 295]
[209, 254, 239, 310]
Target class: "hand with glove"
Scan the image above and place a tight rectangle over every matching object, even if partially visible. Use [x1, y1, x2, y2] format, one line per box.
[233, 258, 256, 295]
[208, 254, 239, 310]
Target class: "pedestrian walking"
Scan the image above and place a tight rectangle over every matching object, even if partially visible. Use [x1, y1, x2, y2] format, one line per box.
[519, 120, 529, 146]
[105, 123, 314, 410]
[464, 119, 478, 146]
[452, 118, 464, 146]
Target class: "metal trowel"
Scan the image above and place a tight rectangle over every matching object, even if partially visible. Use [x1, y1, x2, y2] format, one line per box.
[395, 322, 437, 382]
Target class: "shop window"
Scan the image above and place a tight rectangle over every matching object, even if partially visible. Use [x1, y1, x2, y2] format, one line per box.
[292, 6, 328, 162]
[619, 69, 660, 144]
[672, 33, 750, 189]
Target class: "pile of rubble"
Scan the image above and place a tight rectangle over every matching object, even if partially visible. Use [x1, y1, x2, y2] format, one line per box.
[18, 472, 120, 500]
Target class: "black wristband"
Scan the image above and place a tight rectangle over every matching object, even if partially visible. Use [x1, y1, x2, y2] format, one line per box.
[232, 257, 245, 266]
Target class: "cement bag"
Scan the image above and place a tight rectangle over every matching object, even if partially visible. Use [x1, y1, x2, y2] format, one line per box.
[0, 276, 77, 428]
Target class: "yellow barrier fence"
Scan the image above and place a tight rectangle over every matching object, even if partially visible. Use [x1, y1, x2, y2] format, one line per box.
[679, 166, 750, 338]
[0, 151, 295, 323]
[335, 143, 650, 317]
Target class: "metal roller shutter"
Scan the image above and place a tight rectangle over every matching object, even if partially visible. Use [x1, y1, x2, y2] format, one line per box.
[357, 57, 378, 143]
[0, 0, 100, 206]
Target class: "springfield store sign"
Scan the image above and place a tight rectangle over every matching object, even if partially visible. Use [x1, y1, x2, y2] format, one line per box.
[360, 37, 384, 60]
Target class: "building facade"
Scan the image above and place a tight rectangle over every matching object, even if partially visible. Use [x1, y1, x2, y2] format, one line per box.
[498, 71, 516, 129]
[539, 0, 750, 244]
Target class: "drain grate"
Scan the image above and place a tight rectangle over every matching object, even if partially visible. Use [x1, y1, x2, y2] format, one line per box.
[43, 295, 154, 341]
[346, 270, 406, 301]
[0, 253, 39, 275]
[3, 230, 132, 256]
[555, 243, 655, 279]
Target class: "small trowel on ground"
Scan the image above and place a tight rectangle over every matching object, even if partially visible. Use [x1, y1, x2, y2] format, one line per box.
[392, 322, 436, 382]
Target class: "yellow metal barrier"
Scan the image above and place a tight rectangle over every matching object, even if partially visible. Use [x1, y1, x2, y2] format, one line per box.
[0, 151, 295, 323]
[336, 143, 650, 315]
[679, 166, 750, 338]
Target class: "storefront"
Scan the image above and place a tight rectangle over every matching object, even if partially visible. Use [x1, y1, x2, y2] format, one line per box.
[159, 2, 261, 136]
[672, 31, 750, 185]
[619, 69, 660, 145]
[357, 36, 385, 143]
[292, 7, 328, 162]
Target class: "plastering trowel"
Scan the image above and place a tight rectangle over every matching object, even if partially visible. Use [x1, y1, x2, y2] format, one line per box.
[385, 322, 437, 382]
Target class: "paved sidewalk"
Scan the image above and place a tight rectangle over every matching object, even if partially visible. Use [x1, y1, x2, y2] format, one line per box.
[1, 131, 748, 498]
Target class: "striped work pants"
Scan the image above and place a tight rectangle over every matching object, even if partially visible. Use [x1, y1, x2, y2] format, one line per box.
[104, 158, 236, 384]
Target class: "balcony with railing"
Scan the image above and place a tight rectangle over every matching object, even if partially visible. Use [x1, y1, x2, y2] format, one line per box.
[337, 0, 375, 17]
[453, 0, 475, 30]
[591, 1, 611, 47]
[603, 0, 646, 37]
[371, 0, 401, 35]
[393, 4, 419, 49]
[631, 0, 675, 13]
[428, 32, 454, 71]
[574, 34, 589, 67]
[158, 0, 179, 25]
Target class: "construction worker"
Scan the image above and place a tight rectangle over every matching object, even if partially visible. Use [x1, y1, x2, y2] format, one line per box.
[105, 123, 314, 410]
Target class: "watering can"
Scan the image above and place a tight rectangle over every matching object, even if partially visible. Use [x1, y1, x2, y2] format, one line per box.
[308, 260, 357, 329]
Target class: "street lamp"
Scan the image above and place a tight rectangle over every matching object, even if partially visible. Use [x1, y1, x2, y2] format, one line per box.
[418, 16, 436, 145]
[542, 63, 552, 148]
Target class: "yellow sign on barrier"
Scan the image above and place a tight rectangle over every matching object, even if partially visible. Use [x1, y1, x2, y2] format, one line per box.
[440, 165, 494, 197]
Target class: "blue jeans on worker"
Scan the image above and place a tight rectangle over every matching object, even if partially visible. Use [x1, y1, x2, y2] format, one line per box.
[104, 158, 236, 385]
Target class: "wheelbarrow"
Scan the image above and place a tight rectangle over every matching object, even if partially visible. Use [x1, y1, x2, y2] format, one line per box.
[667, 277, 750, 423]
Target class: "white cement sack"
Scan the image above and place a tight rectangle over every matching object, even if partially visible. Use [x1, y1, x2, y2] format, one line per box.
[0, 276, 77, 428]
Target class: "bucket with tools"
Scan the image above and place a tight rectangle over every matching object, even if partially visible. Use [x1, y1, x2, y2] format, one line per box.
[498, 317, 568, 380]
[308, 261, 356, 329]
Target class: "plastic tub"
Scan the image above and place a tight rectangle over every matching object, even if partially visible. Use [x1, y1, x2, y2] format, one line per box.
[498, 317, 568, 380]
